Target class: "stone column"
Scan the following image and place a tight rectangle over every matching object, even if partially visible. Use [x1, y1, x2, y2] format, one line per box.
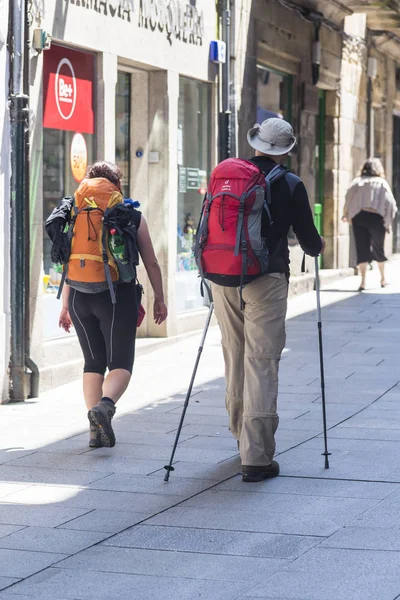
[144, 69, 178, 338]
[97, 52, 117, 162]
[324, 14, 367, 269]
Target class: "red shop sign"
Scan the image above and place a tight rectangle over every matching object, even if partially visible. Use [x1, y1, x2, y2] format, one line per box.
[43, 45, 94, 134]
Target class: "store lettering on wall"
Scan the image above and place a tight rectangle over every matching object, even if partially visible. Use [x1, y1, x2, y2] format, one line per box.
[67, 0, 134, 21]
[138, 0, 204, 46]
[66, 0, 204, 46]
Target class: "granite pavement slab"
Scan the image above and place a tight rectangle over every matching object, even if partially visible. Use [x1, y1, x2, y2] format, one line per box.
[2, 568, 250, 600]
[57, 509, 152, 534]
[241, 571, 400, 600]
[0, 526, 109, 554]
[57, 545, 289, 582]
[103, 523, 323, 559]
[1, 486, 184, 514]
[0, 548, 67, 578]
[0, 504, 91, 527]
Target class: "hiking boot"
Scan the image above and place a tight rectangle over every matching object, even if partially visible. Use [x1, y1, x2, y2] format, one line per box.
[88, 412, 102, 448]
[242, 461, 280, 482]
[89, 399, 116, 448]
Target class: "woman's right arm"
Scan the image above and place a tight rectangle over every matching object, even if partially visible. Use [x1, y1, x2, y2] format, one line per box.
[59, 283, 72, 333]
[62, 282, 70, 310]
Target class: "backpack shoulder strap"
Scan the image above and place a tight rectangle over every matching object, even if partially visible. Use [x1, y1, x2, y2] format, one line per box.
[265, 165, 288, 206]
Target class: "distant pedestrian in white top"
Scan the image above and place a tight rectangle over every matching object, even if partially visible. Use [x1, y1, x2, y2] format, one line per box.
[343, 158, 397, 291]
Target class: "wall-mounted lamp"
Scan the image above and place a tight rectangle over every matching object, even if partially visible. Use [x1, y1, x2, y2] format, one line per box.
[32, 29, 52, 54]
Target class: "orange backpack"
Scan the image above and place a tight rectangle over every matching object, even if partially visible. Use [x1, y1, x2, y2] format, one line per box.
[66, 178, 123, 297]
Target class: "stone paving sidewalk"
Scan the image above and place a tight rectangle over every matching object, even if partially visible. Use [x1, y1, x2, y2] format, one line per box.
[1, 260, 400, 599]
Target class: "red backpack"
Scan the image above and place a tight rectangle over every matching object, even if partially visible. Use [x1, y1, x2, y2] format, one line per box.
[195, 158, 287, 306]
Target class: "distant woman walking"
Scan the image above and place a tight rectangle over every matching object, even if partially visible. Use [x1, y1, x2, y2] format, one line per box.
[343, 158, 397, 291]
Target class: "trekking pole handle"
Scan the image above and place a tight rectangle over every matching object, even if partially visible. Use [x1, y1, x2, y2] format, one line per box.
[200, 302, 214, 347]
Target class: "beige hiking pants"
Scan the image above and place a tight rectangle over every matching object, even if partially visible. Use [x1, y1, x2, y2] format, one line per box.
[212, 274, 288, 466]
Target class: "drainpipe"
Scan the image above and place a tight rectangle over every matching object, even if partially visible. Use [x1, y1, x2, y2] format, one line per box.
[229, 0, 237, 157]
[219, 0, 231, 161]
[23, 0, 39, 398]
[8, 0, 39, 400]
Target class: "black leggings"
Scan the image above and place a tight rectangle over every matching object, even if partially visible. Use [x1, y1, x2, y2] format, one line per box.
[69, 283, 139, 375]
[352, 210, 387, 264]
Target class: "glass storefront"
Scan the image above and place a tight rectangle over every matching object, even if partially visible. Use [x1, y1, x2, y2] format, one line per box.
[42, 45, 95, 340]
[115, 71, 131, 197]
[176, 77, 211, 313]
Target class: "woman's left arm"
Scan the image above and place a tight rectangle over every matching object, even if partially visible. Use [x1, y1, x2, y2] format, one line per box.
[136, 216, 168, 325]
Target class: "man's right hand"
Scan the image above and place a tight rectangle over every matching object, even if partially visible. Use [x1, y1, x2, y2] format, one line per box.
[320, 236, 325, 254]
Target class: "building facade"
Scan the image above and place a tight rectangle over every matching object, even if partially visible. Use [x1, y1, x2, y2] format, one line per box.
[27, 0, 219, 389]
[2, 0, 400, 398]
[235, 0, 400, 271]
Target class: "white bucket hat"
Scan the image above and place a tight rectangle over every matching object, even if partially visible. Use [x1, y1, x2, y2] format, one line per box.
[247, 118, 297, 156]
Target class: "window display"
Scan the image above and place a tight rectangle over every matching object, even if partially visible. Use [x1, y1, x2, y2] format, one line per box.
[176, 77, 211, 313]
[42, 45, 95, 340]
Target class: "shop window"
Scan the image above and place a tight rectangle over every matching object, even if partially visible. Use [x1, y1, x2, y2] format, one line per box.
[42, 45, 95, 340]
[177, 77, 211, 313]
[115, 71, 131, 197]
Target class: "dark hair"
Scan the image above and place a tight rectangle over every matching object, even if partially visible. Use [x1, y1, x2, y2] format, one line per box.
[86, 161, 122, 187]
[361, 158, 385, 178]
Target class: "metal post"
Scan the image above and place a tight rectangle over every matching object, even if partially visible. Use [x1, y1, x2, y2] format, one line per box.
[9, 96, 29, 400]
[23, 0, 40, 398]
[9, 0, 30, 400]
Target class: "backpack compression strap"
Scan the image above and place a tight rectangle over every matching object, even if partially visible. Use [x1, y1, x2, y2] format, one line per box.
[102, 208, 117, 304]
[265, 165, 287, 205]
[264, 165, 288, 224]
[196, 192, 214, 304]
[56, 209, 76, 301]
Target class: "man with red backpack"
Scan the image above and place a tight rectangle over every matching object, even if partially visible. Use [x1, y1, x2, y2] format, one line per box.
[196, 118, 323, 482]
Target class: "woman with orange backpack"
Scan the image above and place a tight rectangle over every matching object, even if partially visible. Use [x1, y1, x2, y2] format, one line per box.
[56, 161, 168, 448]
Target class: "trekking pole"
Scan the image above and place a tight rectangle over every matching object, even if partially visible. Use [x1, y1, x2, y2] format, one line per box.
[164, 301, 214, 482]
[315, 256, 331, 469]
